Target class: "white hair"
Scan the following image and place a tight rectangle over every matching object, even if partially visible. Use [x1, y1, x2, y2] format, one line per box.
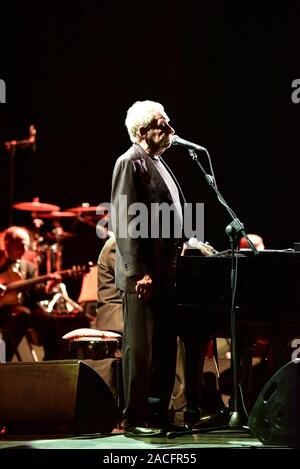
[125, 100, 166, 143]
[4, 226, 30, 243]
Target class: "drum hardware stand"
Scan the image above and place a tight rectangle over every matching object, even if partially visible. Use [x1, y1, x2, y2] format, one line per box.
[167, 147, 258, 439]
[44, 282, 83, 313]
[41, 225, 83, 314]
[31, 216, 46, 275]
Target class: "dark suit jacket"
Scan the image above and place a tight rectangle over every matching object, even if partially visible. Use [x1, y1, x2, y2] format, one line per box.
[111, 143, 183, 293]
[96, 237, 123, 334]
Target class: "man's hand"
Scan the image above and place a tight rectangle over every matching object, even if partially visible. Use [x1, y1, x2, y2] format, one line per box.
[0, 283, 7, 297]
[135, 274, 153, 301]
[45, 273, 62, 294]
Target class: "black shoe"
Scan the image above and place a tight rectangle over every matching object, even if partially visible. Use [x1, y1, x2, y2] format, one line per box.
[124, 425, 165, 438]
[194, 410, 228, 428]
[163, 423, 185, 432]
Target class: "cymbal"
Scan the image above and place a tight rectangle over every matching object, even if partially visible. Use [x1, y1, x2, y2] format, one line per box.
[13, 201, 60, 212]
[38, 211, 77, 219]
[67, 204, 109, 213]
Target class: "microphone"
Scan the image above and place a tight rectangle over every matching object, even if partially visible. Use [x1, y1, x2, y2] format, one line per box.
[172, 135, 206, 152]
[29, 125, 37, 151]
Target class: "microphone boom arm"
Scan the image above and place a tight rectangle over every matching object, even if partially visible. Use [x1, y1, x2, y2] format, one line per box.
[4, 125, 36, 225]
[188, 149, 258, 254]
[4, 125, 36, 151]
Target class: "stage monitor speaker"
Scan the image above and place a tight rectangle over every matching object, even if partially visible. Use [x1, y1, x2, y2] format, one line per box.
[0, 360, 119, 435]
[248, 360, 300, 447]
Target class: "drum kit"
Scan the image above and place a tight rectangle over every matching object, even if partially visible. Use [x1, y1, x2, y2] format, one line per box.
[10, 198, 110, 270]
[4, 198, 111, 313]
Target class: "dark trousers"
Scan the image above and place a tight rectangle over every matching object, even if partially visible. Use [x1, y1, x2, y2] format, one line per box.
[121, 289, 177, 427]
[0, 310, 30, 361]
[0, 305, 59, 361]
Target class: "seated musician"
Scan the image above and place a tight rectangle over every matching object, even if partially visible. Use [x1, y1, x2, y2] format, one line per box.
[96, 235, 123, 335]
[0, 226, 61, 361]
[239, 234, 265, 251]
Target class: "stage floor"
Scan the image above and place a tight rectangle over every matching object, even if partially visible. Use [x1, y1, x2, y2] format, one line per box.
[0, 427, 265, 450]
[0, 427, 290, 450]
[0, 425, 293, 467]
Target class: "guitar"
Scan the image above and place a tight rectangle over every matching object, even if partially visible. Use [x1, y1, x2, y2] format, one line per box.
[0, 264, 91, 307]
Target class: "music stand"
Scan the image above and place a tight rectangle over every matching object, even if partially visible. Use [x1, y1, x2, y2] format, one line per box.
[167, 148, 258, 439]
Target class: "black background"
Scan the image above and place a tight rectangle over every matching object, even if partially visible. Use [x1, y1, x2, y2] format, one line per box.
[1, 1, 300, 268]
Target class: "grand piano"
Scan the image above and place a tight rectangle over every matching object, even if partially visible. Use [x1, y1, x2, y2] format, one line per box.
[176, 249, 300, 336]
[176, 249, 300, 408]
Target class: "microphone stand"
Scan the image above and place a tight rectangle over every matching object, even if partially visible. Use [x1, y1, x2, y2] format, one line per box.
[4, 125, 36, 226]
[167, 148, 258, 439]
[6, 143, 16, 226]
